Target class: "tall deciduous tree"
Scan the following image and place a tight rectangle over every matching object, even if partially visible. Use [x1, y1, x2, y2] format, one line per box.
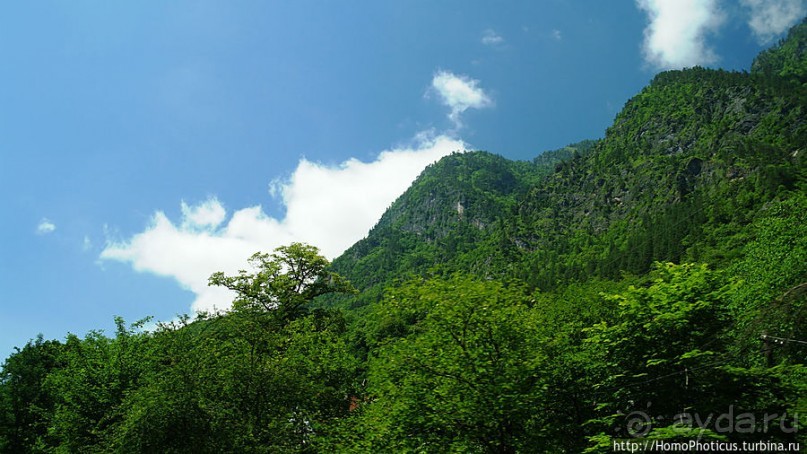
[209, 243, 354, 323]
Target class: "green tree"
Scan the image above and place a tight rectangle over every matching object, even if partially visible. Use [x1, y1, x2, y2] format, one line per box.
[202, 243, 358, 451]
[727, 194, 807, 365]
[109, 314, 229, 453]
[350, 275, 546, 453]
[113, 245, 359, 452]
[45, 318, 151, 452]
[210, 243, 354, 324]
[0, 336, 63, 453]
[584, 263, 803, 451]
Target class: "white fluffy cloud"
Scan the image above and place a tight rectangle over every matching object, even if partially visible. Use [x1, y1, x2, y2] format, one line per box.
[430, 71, 493, 128]
[100, 133, 467, 313]
[36, 219, 56, 235]
[180, 198, 227, 229]
[742, 0, 805, 43]
[637, 0, 724, 69]
[481, 29, 504, 46]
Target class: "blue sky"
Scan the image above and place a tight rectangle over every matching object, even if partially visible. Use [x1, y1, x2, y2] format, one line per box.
[1, 0, 804, 358]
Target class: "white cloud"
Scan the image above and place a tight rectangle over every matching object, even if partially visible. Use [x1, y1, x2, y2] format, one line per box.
[181, 198, 227, 229]
[551, 29, 563, 41]
[100, 132, 467, 313]
[742, 0, 805, 43]
[430, 71, 493, 128]
[36, 219, 56, 235]
[481, 29, 504, 46]
[636, 0, 724, 69]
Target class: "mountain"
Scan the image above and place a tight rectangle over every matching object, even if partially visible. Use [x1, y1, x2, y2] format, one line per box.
[331, 22, 806, 302]
[751, 16, 807, 82]
[329, 141, 597, 304]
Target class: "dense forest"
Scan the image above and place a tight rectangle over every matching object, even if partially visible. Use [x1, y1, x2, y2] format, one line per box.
[2, 19, 806, 454]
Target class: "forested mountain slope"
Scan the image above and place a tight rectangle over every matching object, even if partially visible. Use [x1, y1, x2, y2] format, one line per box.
[331, 25, 806, 300]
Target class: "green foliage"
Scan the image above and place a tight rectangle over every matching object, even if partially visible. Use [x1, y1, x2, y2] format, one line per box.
[110, 311, 358, 453]
[210, 242, 355, 323]
[727, 193, 807, 366]
[584, 263, 730, 417]
[44, 317, 151, 453]
[109, 314, 229, 453]
[752, 18, 807, 83]
[583, 264, 803, 450]
[0, 335, 63, 452]
[355, 276, 547, 453]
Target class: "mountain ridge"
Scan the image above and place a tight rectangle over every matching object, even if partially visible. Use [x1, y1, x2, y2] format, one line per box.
[330, 23, 806, 300]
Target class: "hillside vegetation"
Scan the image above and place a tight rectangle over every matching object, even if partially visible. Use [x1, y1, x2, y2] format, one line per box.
[2, 20, 806, 453]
